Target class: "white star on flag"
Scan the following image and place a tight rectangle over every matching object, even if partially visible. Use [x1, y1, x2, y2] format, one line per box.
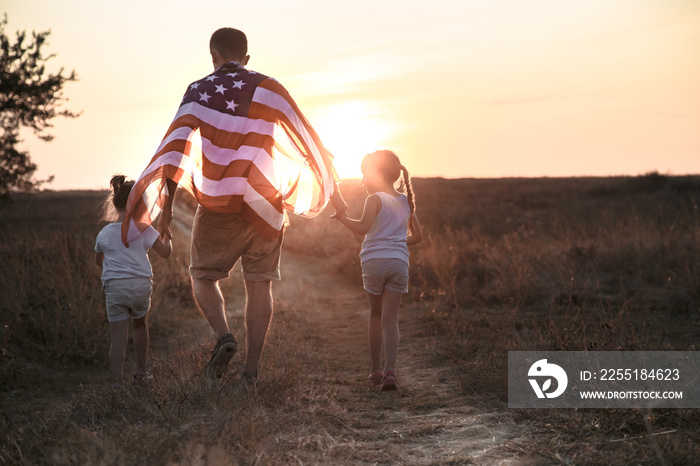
[199, 92, 211, 103]
[189, 82, 200, 90]
[215, 84, 227, 94]
[226, 99, 238, 111]
[227, 72, 238, 78]
[232, 80, 245, 89]
[206, 75, 217, 82]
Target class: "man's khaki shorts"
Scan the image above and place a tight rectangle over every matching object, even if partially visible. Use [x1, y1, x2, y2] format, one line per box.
[190, 207, 283, 281]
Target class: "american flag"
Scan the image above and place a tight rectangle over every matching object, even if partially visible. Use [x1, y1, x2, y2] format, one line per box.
[122, 61, 338, 245]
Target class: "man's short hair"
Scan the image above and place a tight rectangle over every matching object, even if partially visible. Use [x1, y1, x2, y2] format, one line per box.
[210, 28, 248, 61]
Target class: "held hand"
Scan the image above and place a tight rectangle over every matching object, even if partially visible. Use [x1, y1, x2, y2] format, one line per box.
[331, 202, 348, 218]
[160, 229, 173, 242]
[330, 189, 348, 217]
[330, 210, 346, 221]
[160, 178, 178, 239]
[160, 209, 174, 239]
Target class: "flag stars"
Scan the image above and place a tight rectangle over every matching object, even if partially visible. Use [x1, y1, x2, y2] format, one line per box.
[205, 75, 218, 82]
[226, 72, 239, 78]
[189, 82, 200, 91]
[226, 99, 238, 112]
[215, 84, 227, 94]
[199, 91, 211, 103]
[232, 80, 245, 89]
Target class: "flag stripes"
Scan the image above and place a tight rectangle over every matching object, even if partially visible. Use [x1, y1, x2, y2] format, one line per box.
[122, 62, 337, 246]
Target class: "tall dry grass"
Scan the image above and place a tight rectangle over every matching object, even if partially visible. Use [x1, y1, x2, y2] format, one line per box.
[291, 175, 700, 463]
[1, 175, 699, 464]
[0, 192, 195, 387]
[407, 174, 700, 463]
[270, 175, 700, 463]
[0, 191, 347, 464]
[1, 193, 107, 389]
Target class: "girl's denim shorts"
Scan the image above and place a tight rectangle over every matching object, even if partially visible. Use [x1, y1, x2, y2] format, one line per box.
[103, 277, 152, 323]
[361, 258, 409, 295]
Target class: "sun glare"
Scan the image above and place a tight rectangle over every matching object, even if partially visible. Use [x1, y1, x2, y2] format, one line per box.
[311, 101, 394, 179]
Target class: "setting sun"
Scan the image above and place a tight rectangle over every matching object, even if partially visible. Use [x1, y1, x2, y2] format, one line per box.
[310, 101, 395, 179]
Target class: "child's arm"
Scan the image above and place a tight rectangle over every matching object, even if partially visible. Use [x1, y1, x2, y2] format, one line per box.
[151, 232, 172, 258]
[332, 195, 381, 236]
[94, 252, 104, 267]
[406, 213, 423, 246]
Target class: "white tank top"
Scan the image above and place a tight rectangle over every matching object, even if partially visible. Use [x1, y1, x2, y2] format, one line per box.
[360, 192, 410, 264]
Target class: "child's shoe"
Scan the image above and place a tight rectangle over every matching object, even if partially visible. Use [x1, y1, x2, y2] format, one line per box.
[132, 372, 153, 385]
[368, 372, 383, 386]
[380, 370, 398, 391]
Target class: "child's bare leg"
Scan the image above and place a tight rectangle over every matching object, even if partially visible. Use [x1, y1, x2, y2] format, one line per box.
[132, 315, 149, 375]
[380, 290, 402, 373]
[110, 320, 130, 380]
[368, 293, 383, 374]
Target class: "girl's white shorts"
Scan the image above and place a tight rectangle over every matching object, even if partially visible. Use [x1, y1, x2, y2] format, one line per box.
[361, 258, 409, 296]
[103, 277, 152, 323]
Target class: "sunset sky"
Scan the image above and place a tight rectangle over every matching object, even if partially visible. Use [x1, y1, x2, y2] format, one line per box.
[4, 0, 700, 189]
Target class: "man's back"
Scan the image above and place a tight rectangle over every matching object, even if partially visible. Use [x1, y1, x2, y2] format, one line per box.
[124, 61, 337, 244]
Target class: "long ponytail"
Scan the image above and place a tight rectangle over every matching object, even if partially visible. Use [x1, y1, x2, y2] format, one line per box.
[400, 165, 415, 215]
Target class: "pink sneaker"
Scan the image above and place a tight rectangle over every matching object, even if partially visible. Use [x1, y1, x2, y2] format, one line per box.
[380, 370, 398, 391]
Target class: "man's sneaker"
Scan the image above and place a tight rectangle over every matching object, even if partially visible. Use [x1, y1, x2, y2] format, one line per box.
[241, 370, 257, 386]
[239, 370, 258, 394]
[205, 333, 238, 378]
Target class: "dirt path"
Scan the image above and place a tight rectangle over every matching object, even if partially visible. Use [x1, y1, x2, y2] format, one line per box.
[170, 204, 540, 464]
[273, 253, 539, 465]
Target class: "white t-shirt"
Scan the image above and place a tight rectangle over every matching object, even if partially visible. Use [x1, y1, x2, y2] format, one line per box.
[94, 222, 160, 283]
[360, 192, 410, 265]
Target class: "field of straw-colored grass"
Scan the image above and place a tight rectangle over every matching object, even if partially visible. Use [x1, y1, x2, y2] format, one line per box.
[1, 173, 699, 464]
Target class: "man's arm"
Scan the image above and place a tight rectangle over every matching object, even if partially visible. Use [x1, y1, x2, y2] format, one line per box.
[160, 178, 178, 239]
[330, 183, 348, 217]
[152, 233, 173, 258]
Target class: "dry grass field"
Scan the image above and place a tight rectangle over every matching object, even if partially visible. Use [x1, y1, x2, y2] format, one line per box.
[1, 174, 699, 465]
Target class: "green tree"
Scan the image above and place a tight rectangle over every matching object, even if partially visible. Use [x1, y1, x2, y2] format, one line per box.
[0, 14, 79, 197]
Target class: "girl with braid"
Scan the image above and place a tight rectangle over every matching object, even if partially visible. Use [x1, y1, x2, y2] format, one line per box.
[333, 150, 423, 391]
